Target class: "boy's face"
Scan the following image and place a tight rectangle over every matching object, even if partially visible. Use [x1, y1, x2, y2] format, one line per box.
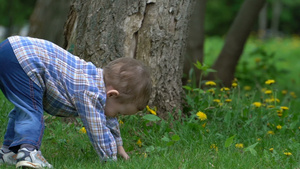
[104, 90, 138, 117]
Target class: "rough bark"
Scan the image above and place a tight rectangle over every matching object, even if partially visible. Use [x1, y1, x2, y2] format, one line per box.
[207, 0, 266, 86]
[28, 0, 72, 47]
[183, 0, 206, 85]
[64, 0, 195, 117]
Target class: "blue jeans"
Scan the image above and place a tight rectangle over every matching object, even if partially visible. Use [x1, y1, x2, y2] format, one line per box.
[0, 39, 44, 153]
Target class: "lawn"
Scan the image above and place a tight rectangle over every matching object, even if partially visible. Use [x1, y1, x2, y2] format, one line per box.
[0, 37, 300, 168]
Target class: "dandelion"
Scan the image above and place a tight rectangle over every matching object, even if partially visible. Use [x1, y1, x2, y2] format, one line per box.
[280, 106, 289, 111]
[213, 99, 221, 103]
[235, 143, 244, 149]
[202, 122, 206, 128]
[276, 125, 282, 130]
[232, 82, 238, 88]
[290, 92, 297, 98]
[265, 90, 272, 94]
[220, 87, 230, 91]
[210, 144, 218, 151]
[79, 127, 87, 134]
[119, 120, 124, 125]
[218, 103, 224, 107]
[269, 148, 274, 152]
[267, 105, 275, 109]
[146, 105, 157, 115]
[281, 90, 287, 95]
[277, 112, 283, 117]
[196, 111, 207, 121]
[205, 81, 216, 86]
[257, 138, 261, 141]
[265, 79, 275, 85]
[284, 152, 292, 156]
[267, 131, 275, 135]
[252, 102, 262, 108]
[137, 139, 142, 147]
[244, 86, 251, 91]
[207, 89, 215, 94]
[225, 99, 232, 103]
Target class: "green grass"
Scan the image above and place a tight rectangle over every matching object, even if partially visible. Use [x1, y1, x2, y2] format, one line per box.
[1, 37, 300, 168]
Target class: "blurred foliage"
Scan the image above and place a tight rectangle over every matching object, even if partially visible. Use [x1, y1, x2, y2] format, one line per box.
[0, 0, 36, 26]
[205, 0, 300, 36]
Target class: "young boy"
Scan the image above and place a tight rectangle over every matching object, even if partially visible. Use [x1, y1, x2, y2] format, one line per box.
[0, 36, 152, 168]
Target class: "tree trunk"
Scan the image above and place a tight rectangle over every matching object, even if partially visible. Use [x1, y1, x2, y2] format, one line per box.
[258, 2, 268, 39]
[28, 0, 72, 47]
[183, 0, 206, 85]
[64, 0, 195, 117]
[207, 0, 266, 87]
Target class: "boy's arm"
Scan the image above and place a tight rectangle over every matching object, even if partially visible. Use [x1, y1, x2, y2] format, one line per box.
[73, 91, 117, 161]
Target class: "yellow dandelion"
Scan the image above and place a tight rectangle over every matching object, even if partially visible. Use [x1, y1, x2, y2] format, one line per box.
[290, 92, 297, 98]
[119, 120, 124, 125]
[269, 148, 274, 152]
[276, 125, 282, 130]
[202, 122, 206, 128]
[225, 99, 232, 103]
[79, 127, 87, 134]
[137, 139, 142, 147]
[277, 112, 283, 117]
[196, 111, 207, 121]
[252, 102, 262, 108]
[257, 138, 261, 141]
[210, 144, 218, 151]
[218, 102, 224, 107]
[280, 106, 289, 111]
[207, 88, 215, 94]
[281, 90, 287, 95]
[213, 99, 221, 103]
[267, 131, 275, 135]
[267, 105, 275, 109]
[220, 87, 230, 91]
[232, 82, 238, 88]
[235, 143, 244, 149]
[205, 81, 217, 86]
[146, 105, 157, 115]
[265, 79, 275, 85]
[244, 86, 251, 91]
[284, 152, 292, 156]
[265, 90, 272, 94]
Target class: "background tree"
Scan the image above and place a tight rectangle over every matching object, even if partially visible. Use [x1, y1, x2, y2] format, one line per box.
[28, 0, 72, 47]
[64, 0, 195, 117]
[207, 0, 266, 86]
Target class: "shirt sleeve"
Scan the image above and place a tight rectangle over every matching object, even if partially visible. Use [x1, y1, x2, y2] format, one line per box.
[106, 117, 123, 146]
[73, 90, 117, 161]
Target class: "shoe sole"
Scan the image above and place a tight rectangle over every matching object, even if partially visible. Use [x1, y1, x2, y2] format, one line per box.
[16, 161, 43, 169]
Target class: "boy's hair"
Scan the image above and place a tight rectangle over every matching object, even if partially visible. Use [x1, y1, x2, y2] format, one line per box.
[103, 57, 152, 111]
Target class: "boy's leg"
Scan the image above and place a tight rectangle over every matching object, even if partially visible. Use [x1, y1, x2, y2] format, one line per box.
[0, 39, 44, 152]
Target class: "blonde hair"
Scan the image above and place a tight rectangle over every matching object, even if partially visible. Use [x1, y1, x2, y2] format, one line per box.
[103, 57, 152, 110]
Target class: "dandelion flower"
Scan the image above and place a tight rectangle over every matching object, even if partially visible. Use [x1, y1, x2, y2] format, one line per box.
[265, 79, 275, 85]
[137, 139, 142, 147]
[205, 81, 216, 86]
[257, 138, 261, 141]
[265, 90, 272, 94]
[220, 87, 230, 91]
[213, 99, 220, 103]
[196, 111, 207, 121]
[280, 106, 289, 111]
[146, 105, 157, 115]
[267, 131, 275, 135]
[267, 105, 275, 109]
[252, 102, 262, 108]
[119, 120, 124, 125]
[225, 99, 232, 103]
[207, 89, 215, 94]
[269, 148, 274, 152]
[281, 90, 287, 95]
[210, 144, 218, 151]
[290, 92, 297, 98]
[79, 127, 87, 134]
[276, 125, 282, 130]
[232, 82, 238, 88]
[244, 86, 251, 91]
[235, 143, 244, 149]
[284, 152, 292, 156]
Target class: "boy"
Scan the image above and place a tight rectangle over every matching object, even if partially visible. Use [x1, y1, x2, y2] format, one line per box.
[0, 36, 152, 168]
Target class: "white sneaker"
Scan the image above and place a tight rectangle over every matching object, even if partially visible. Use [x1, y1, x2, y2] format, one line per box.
[0, 149, 17, 165]
[16, 148, 53, 168]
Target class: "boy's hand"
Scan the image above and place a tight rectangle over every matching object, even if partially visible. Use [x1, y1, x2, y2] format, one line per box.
[117, 146, 130, 160]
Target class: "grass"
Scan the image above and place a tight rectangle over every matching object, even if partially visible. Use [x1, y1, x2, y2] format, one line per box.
[1, 37, 300, 168]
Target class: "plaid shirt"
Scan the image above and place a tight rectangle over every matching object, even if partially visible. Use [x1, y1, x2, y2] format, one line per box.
[8, 36, 122, 161]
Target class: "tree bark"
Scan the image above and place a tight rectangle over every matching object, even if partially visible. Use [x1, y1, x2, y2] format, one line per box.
[183, 0, 206, 85]
[28, 0, 72, 47]
[258, 2, 267, 39]
[64, 0, 195, 117]
[207, 0, 266, 87]
[271, 0, 282, 37]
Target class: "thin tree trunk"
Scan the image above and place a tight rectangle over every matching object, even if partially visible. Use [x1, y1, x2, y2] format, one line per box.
[258, 2, 268, 39]
[207, 0, 266, 86]
[64, 0, 195, 117]
[271, 0, 282, 37]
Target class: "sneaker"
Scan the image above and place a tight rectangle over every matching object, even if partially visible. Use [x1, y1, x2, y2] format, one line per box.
[16, 148, 53, 168]
[0, 149, 17, 165]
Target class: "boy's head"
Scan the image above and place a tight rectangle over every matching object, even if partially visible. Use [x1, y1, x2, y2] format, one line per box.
[103, 57, 152, 117]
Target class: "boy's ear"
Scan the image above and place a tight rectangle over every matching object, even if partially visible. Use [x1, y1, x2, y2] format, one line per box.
[107, 90, 119, 98]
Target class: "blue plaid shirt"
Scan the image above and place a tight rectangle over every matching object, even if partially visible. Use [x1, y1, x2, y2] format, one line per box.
[8, 36, 122, 161]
